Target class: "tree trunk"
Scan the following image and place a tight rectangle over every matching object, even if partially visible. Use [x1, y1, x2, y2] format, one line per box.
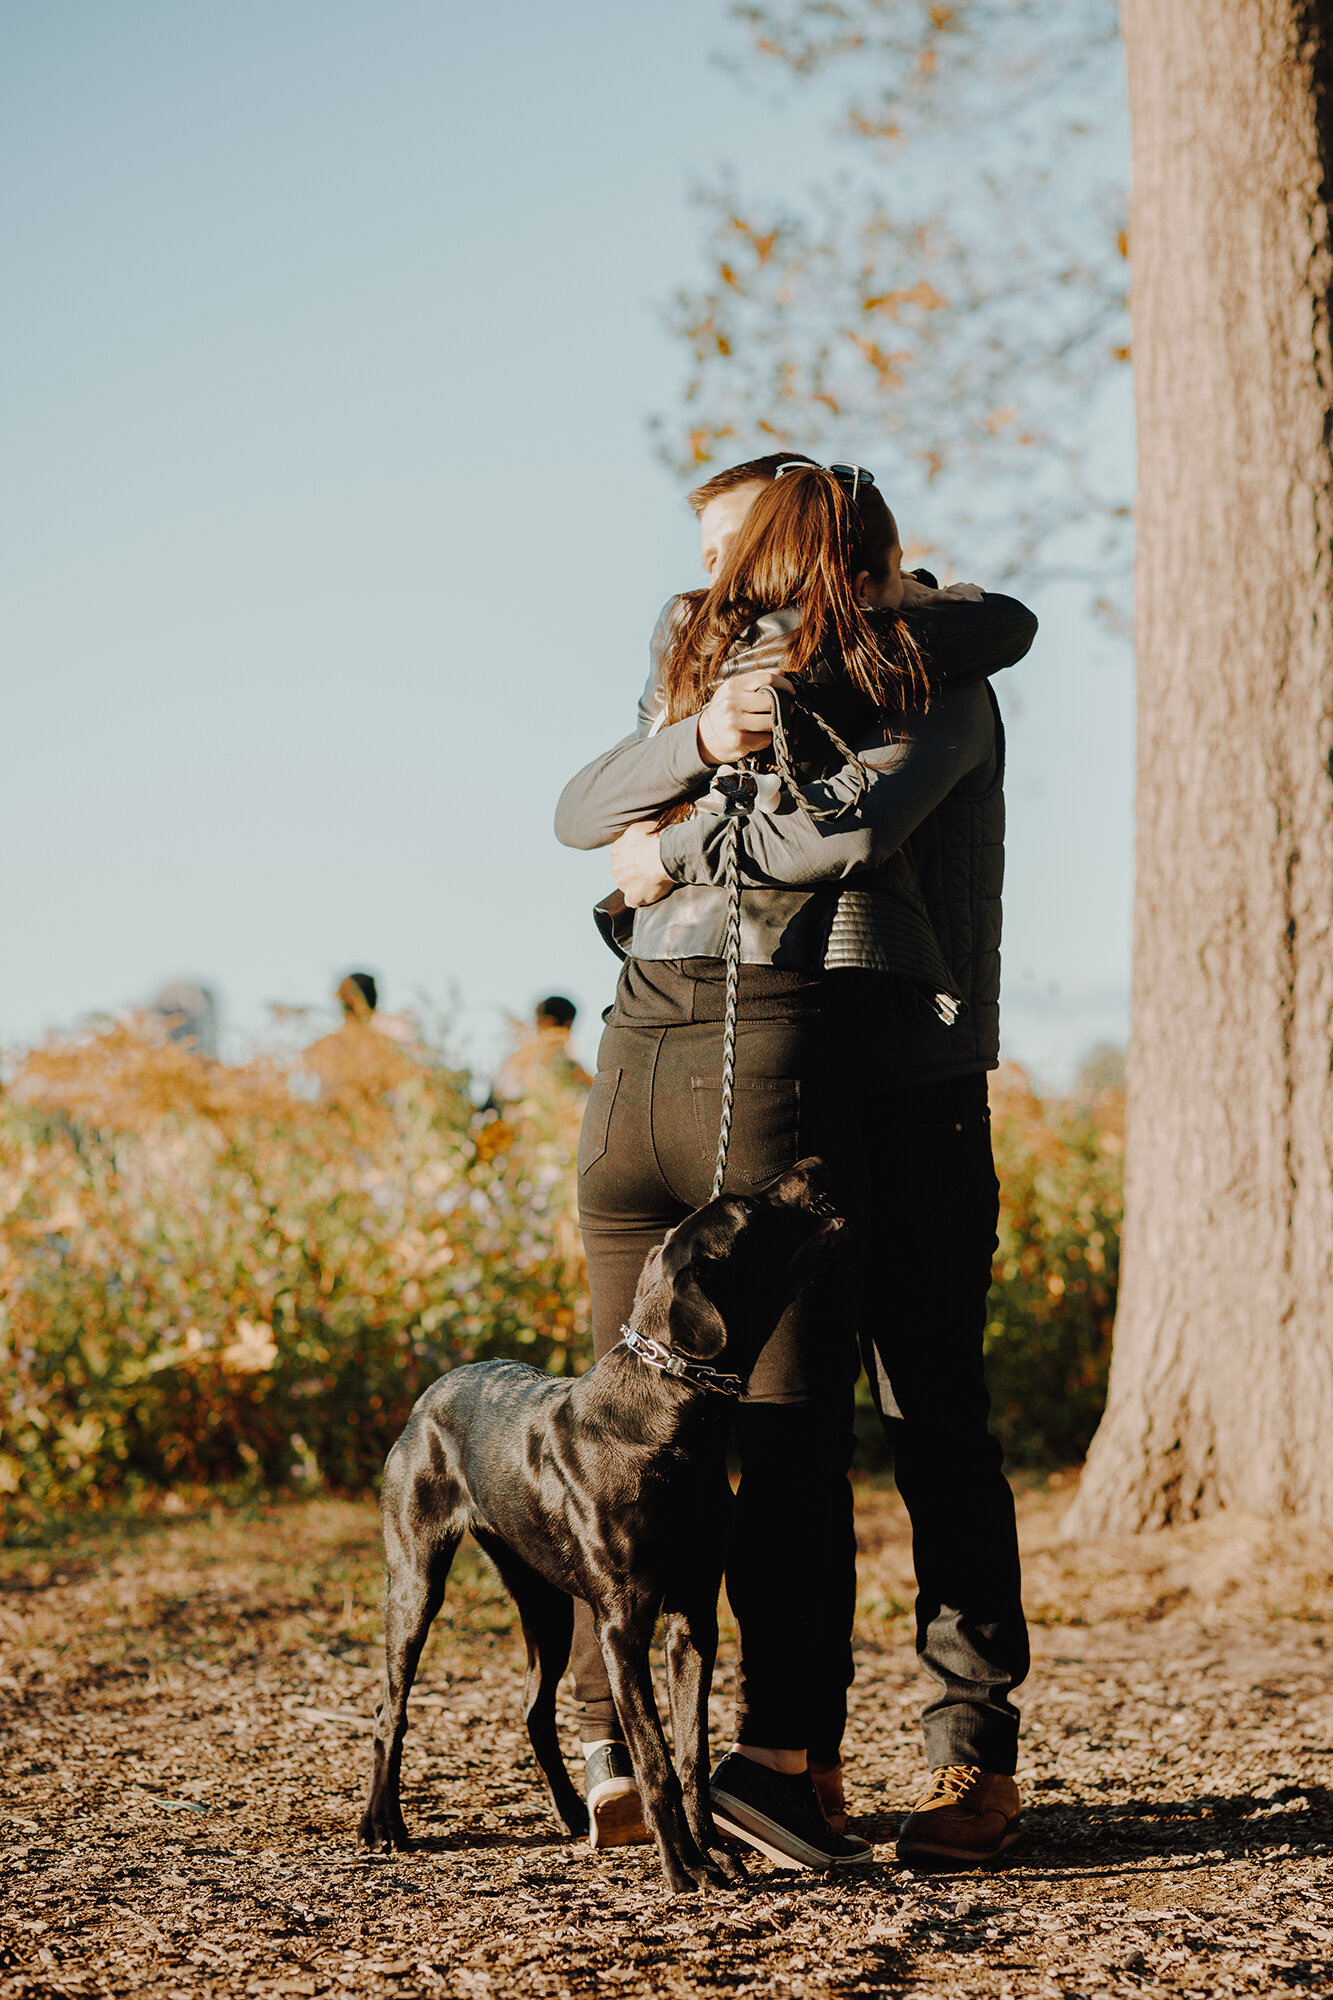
[1067, 0, 1333, 1533]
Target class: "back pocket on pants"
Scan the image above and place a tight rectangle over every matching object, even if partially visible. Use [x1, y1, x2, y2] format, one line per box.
[578, 1067, 622, 1175]
[690, 1075, 801, 1191]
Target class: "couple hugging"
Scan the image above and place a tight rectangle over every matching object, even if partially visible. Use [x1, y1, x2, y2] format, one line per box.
[555, 454, 1038, 1872]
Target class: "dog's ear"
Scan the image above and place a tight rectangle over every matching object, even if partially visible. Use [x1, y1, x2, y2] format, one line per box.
[665, 1263, 727, 1360]
[661, 1202, 746, 1359]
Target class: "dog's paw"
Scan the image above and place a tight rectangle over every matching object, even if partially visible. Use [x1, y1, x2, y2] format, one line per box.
[560, 1801, 591, 1838]
[689, 1857, 742, 1892]
[357, 1807, 413, 1853]
[707, 1845, 748, 1887]
[691, 1817, 748, 1887]
[661, 1862, 702, 1896]
[660, 1846, 740, 1895]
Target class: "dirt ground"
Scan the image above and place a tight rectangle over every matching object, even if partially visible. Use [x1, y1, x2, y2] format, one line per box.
[2, 1474, 1331, 2000]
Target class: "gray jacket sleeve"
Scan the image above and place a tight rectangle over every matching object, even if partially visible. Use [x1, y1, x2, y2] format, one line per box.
[658, 682, 996, 888]
[553, 598, 714, 850]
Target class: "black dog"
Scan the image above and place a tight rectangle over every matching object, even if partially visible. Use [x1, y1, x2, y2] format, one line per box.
[359, 1157, 844, 1892]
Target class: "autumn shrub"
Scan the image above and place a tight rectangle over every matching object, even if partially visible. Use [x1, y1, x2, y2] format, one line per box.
[0, 1019, 588, 1529]
[984, 1061, 1124, 1467]
[2, 1020, 1122, 1527]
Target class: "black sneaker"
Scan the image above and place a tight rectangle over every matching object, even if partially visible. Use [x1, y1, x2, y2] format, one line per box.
[710, 1752, 875, 1871]
[583, 1741, 649, 1849]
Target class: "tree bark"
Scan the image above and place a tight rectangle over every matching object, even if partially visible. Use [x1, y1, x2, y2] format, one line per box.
[1067, 0, 1333, 1532]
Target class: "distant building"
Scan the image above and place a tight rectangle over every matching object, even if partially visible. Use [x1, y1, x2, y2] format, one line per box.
[151, 980, 219, 1059]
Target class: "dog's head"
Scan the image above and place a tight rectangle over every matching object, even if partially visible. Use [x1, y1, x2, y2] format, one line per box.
[632, 1157, 846, 1380]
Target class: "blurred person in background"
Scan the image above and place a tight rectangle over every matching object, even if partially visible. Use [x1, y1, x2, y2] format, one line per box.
[337, 970, 379, 1021]
[486, 996, 591, 1293]
[331, 971, 419, 1045]
[491, 995, 591, 1108]
[304, 970, 417, 1107]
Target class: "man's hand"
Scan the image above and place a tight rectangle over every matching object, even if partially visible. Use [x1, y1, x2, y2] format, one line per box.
[898, 575, 986, 608]
[697, 668, 791, 766]
[610, 821, 676, 908]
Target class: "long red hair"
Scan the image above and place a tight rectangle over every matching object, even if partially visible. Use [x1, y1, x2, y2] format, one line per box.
[661, 465, 926, 724]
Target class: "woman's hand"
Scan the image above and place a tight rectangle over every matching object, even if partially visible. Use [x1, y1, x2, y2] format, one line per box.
[610, 821, 676, 907]
[697, 668, 791, 766]
[898, 574, 986, 608]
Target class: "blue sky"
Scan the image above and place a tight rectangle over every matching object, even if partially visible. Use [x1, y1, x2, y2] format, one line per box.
[1, 0, 1132, 1087]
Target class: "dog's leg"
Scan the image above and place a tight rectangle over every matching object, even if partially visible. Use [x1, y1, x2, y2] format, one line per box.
[471, 1529, 588, 1836]
[598, 1612, 732, 1895]
[360, 1503, 460, 1854]
[664, 1604, 746, 1886]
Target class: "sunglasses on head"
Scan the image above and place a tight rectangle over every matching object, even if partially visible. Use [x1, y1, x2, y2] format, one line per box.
[774, 459, 877, 503]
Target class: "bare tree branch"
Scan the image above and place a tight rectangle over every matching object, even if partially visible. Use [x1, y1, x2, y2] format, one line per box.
[657, 0, 1131, 588]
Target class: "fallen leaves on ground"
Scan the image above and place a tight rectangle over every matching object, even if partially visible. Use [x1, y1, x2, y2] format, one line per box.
[1, 1476, 1330, 1998]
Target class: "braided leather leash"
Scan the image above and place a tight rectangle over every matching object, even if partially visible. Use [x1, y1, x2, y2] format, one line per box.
[706, 686, 870, 1199]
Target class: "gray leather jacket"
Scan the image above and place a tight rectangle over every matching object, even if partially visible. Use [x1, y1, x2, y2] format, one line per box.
[554, 590, 1037, 1080]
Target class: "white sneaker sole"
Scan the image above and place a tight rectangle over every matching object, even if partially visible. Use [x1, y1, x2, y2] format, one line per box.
[710, 1789, 875, 1871]
[587, 1775, 649, 1849]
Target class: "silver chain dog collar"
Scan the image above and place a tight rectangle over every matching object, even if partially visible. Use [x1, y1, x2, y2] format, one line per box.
[618, 1325, 745, 1399]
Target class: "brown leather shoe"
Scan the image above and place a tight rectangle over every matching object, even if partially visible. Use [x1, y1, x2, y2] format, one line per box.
[895, 1766, 1021, 1864]
[809, 1760, 847, 1836]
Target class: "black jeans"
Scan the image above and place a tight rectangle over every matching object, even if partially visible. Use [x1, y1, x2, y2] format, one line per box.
[574, 1016, 859, 1763]
[573, 1010, 1028, 1774]
[852, 1071, 1029, 1773]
